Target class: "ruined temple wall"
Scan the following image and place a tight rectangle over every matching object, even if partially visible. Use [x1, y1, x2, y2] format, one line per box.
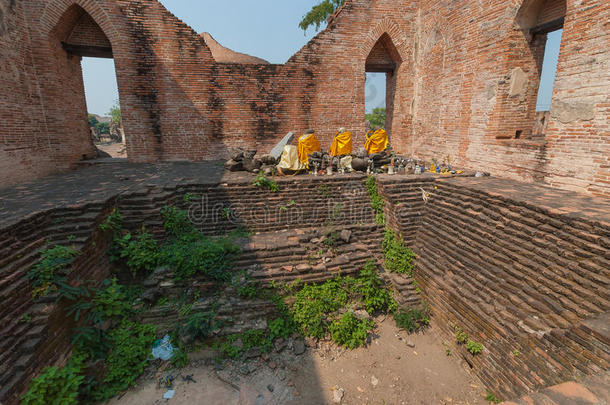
[0, 0, 56, 185]
[543, 0, 610, 196]
[283, 0, 417, 152]
[410, 0, 610, 197]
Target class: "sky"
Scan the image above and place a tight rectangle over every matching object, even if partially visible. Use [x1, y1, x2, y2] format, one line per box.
[81, 1, 559, 116]
[536, 29, 563, 111]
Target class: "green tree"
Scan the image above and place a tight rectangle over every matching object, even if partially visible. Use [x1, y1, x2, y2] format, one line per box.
[108, 100, 122, 126]
[365, 108, 386, 129]
[299, 0, 345, 33]
[95, 122, 110, 134]
[88, 114, 99, 128]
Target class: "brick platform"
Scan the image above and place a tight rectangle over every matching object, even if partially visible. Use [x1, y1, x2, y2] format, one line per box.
[0, 163, 608, 403]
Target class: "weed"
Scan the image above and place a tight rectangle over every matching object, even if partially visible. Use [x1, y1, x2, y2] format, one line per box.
[93, 278, 131, 320]
[171, 343, 189, 369]
[323, 231, 338, 248]
[513, 349, 520, 357]
[288, 261, 395, 347]
[394, 308, 430, 333]
[99, 208, 123, 234]
[237, 283, 261, 299]
[221, 207, 232, 220]
[28, 244, 81, 297]
[220, 341, 241, 359]
[466, 340, 483, 355]
[356, 260, 397, 314]
[114, 228, 159, 277]
[382, 229, 416, 276]
[485, 390, 501, 404]
[181, 311, 222, 340]
[20, 314, 32, 323]
[455, 326, 468, 344]
[161, 205, 194, 237]
[329, 312, 374, 349]
[253, 172, 280, 192]
[94, 320, 157, 400]
[21, 352, 87, 405]
[319, 184, 331, 198]
[366, 176, 385, 225]
[160, 233, 240, 281]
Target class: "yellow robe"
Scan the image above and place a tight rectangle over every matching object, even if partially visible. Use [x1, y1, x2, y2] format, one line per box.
[364, 129, 389, 155]
[297, 133, 321, 164]
[330, 131, 353, 157]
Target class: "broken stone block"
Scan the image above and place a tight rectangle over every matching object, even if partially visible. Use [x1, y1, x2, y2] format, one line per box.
[259, 154, 277, 165]
[242, 158, 262, 172]
[225, 159, 243, 172]
[141, 288, 162, 304]
[270, 132, 294, 159]
[340, 229, 352, 243]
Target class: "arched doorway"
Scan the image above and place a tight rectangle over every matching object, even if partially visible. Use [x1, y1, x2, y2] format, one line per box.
[364, 33, 402, 138]
[49, 4, 126, 163]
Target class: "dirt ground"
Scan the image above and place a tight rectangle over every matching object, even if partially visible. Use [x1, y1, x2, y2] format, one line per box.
[96, 141, 127, 158]
[111, 318, 488, 405]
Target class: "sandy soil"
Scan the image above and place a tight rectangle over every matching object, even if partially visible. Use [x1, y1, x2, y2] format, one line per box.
[111, 318, 488, 405]
[96, 141, 127, 158]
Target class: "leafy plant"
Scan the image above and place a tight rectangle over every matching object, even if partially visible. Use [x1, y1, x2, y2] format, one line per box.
[366, 176, 385, 225]
[241, 329, 267, 350]
[21, 352, 87, 405]
[93, 278, 131, 320]
[466, 340, 483, 355]
[394, 308, 430, 333]
[253, 172, 280, 192]
[221, 207, 233, 220]
[485, 390, 501, 404]
[513, 349, 520, 357]
[329, 312, 374, 349]
[220, 341, 241, 359]
[113, 228, 159, 277]
[95, 320, 156, 400]
[383, 229, 416, 276]
[99, 208, 123, 234]
[161, 205, 194, 237]
[28, 244, 81, 297]
[355, 261, 397, 314]
[171, 343, 189, 369]
[238, 283, 261, 299]
[292, 277, 349, 339]
[455, 326, 468, 344]
[319, 184, 331, 198]
[181, 311, 222, 340]
[159, 232, 240, 281]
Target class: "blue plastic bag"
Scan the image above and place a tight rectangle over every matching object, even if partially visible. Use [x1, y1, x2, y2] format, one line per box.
[152, 335, 175, 361]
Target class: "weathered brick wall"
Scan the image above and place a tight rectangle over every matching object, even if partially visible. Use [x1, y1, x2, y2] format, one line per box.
[409, 0, 609, 197]
[383, 175, 609, 398]
[0, 175, 378, 403]
[0, 0, 607, 196]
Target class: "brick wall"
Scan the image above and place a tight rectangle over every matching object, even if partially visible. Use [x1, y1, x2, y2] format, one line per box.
[0, 0, 607, 196]
[0, 173, 607, 403]
[380, 175, 609, 398]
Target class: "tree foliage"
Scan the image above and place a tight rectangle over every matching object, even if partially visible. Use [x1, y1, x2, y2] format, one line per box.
[365, 108, 386, 129]
[108, 100, 122, 126]
[299, 0, 345, 33]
